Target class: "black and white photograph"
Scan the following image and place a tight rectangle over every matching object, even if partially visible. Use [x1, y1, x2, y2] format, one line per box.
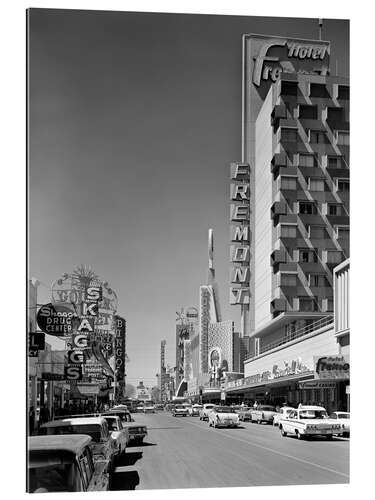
[23, 3, 355, 495]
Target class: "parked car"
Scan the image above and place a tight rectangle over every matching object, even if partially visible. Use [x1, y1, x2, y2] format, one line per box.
[102, 410, 147, 445]
[330, 411, 350, 437]
[28, 435, 109, 492]
[183, 403, 192, 414]
[273, 406, 295, 426]
[172, 404, 189, 417]
[251, 405, 277, 424]
[237, 406, 252, 422]
[208, 406, 240, 428]
[279, 405, 344, 440]
[190, 404, 203, 416]
[101, 415, 127, 456]
[39, 417, 116, 474]
[143, 404, 156, 414]
[199, 404, 215, 421]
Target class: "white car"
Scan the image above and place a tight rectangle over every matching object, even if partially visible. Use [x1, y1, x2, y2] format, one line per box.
[143, 405, 156, 414]
[273, 406, 295, 426]
[190, 404, 203, 417]
[199, 404, 215, 421]
[279, 405, 343, 440]
[208, 406, 240, 428]
[330, 411, 350, 437]
[101, 415, 127, 456]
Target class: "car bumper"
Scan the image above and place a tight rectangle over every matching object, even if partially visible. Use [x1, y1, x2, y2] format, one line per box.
[128, 433, 147, 441]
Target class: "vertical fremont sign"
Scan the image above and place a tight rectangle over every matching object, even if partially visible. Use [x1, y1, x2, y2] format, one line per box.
[229, 162, 250, 305]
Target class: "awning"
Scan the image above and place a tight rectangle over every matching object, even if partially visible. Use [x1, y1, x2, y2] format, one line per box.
[225, 371, 314, 393]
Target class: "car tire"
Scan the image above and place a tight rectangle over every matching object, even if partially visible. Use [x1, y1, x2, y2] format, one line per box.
[280, 426, 287, 437]
[296, 431, 304, 440]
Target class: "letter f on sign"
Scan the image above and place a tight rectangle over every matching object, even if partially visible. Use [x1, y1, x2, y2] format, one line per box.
[252, 40, 287, 86]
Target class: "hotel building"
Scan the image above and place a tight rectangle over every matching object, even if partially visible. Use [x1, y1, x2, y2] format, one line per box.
[225, 34, 349, 411]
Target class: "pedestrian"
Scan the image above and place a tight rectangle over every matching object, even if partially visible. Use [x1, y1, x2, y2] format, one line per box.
[253, 400, 258, 409]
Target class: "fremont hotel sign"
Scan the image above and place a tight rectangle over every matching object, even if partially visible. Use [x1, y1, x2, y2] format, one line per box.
[229, 162, 250, 305]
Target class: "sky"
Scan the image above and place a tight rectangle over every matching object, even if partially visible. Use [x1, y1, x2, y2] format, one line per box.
[28, 9, 349, 388]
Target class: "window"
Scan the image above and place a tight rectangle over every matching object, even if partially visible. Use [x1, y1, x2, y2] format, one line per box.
[327, 107, 344, 122]
[308, 226, 326, 239]
[299, 298, 319, 312]
[280, 274, 297, 286]
[299, 202, 317, 215]
[308, 178, 325, 191]
[337, 131, 349, 146]
[299, 249, 318, 263]
[280, 225, 297, 238]
[310, 83, 330, 98]
[308, 274, 329, 287]
[280, 176, 297, 190]
[281, 81, 298, 96]
[328, 204, 346, 216]
[338, 85, 349, 100]
[309, 130, 328, 144]
[326, 250, 342, 264]
[326, 298, 334, 311]
[336, 179, 350, 192]
[281, 128, 298, 142]
[327, 156, 342, 168]
[299, 105, 318, 119]
[299, 154, 315, 167]
[335, 226, 350, 238]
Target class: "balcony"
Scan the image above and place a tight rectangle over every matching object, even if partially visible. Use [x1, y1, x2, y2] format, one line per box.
[271, 152, 287, 175]
[258, 315, 334, 355]
[270, 298, 287, 314]
[270, 201, 287, 221]
[271, 103, 287, 127]
[270, 249, 286, 266]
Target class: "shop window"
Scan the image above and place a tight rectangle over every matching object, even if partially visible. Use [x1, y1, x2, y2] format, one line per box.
[336, 131, 350, 146]
[280, 225, 297, 238]
[299, 154, 316, 167]
[308, 178, 325, 191]
[280, 176, 297, 190]
[310, 83, 330, 98]
[299, 105, 318, 119]
[299, 202, 317, 215]
[338, 85, 349, 100]
[281, 128, 298, 142]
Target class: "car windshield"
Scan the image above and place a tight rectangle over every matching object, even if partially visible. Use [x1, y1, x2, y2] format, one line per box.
[214, 407, 233, 413]
[259, 406, 275, 411]
[103, 418, 119, 431]
[337, 413, 349, 419]
[299, 410, 328, 419]
[28, 457, 79, 493]
[43, 425, 102, 442]
[175, 405, 185, 409]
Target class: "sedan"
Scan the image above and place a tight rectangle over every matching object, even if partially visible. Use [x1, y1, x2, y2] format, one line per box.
[330, 411, 350, 437]
[208, 406, 240, 428]
[251, 405, 277, 424]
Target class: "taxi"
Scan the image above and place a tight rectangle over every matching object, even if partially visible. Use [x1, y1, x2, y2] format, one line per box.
[279, 405, 344, 440]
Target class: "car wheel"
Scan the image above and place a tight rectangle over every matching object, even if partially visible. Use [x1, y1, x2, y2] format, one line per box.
[296, 431, 304, 440]
[257, 419, 260, 424]
[280, 426, 287, 437]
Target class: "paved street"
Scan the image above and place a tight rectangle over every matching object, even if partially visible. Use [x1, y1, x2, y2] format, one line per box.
[111, 411, 349, 491]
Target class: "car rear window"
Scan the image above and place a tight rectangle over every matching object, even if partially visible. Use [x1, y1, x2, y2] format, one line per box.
[44, 425, 102, 442]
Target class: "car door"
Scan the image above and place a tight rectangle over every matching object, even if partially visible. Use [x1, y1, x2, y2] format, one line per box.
[285, 410, 296, 432]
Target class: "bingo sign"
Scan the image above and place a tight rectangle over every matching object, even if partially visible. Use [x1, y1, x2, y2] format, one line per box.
[114, 316, 126, 381]
[37, 303, 76, 337]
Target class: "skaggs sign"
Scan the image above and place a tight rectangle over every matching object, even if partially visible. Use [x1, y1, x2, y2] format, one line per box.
[314, 355, 350, 380]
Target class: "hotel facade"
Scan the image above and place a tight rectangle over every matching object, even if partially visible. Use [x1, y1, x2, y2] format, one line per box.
[225, 34, 349, 412]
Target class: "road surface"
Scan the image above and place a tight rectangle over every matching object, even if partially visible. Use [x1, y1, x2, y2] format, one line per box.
[111, 411, 349, 491]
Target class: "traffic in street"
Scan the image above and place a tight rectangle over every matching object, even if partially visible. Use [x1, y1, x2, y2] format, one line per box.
[110, 408, 349, 491]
